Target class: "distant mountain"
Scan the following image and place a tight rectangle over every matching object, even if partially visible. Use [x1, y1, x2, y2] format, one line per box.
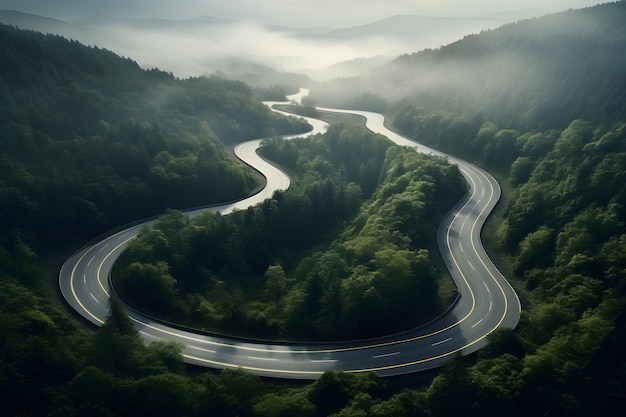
[319, 14, 508, 41]
[0, 10, 239, 38]
[303, 56, 392, 81]
[0, 9, 93, 41]
[72, 14, 237, 32]
[486, 8, 551, 19]
[208, 58, 312, 89]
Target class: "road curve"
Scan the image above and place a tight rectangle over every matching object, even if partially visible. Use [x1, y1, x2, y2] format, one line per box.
[59, 89, 520, 379]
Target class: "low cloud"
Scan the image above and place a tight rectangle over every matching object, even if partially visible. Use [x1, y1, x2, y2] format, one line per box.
[84, 22, 426, 79]
[0, 9, 537, 81]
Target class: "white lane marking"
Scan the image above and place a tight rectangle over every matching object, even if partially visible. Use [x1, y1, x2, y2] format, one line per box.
[472, 318, 484, 328]
[140, 331, 159, 339]
[311, 359, 338, 363]
[87, 256, 95, 266]
[188, 346, 216, 354]
[431, 337, 452, 347]
[98, 243, 110, 252]
[64, 101, 516, 377]
[489, 301, 493, 312]
[372, 351, 400, 359]
[483, 282, 491, 293]
[460, 243, 464, 253]
[468, 261, 476, 271]
[89, 292, 99, 303]
[83, 274, 87, 284]
[248, 356, 278, 361]
[461, 217, 469, 232]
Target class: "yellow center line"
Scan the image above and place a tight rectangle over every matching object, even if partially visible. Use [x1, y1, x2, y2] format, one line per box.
[122, 164, 488, 361]
[468, 167, 514, 334]
[65, 102, 516, 376]
[69, 249, 105, 325]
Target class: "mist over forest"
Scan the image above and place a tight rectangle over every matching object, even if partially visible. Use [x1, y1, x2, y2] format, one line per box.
[1, 1, 626, 417]
[0, 8, 541, 81]
[311, 4, 626, 130]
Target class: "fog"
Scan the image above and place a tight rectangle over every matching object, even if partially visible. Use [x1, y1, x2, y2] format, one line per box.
[61, 16, 513, 80]
[0, 1, 606, 82]
[0, 8, 567, 81]
[93, 22, 368, 76]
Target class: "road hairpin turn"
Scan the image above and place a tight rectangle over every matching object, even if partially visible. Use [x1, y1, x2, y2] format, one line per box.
[59, 89, 520, 379]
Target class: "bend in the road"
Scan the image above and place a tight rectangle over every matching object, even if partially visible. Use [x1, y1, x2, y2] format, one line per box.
[59, 88, 520, 379]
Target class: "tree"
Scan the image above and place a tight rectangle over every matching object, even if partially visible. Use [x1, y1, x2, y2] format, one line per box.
[253, 389, 316, 417]
[481, 327, 527, 359]
[116, 261, 177, 312]
[61, 366, 119, 417]
[509, 156, 534, 186]
[426, 354, 479, 417]
[264, 263, 288, 303]
[368, 390, 427, 417]
[514, 226, 553, 274]
[129, 373, 198, 417]
[472, 355, 524, 416]
[88, 297, 145, 374]
[145, 341, 185, 374]
[308, 371, 386, 417]
[0, 277, 86, 417]
[554, 120, 591, 158]
[102, 296, 138, 339]
[213, 368, 266, 416]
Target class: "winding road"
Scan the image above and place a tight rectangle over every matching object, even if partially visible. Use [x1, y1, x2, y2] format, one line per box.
[59, 89, 520, 379]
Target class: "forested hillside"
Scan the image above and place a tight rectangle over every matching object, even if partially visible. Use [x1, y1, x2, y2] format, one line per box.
[0, 25, 311, 416]
[305, 2, 626, 416]
[2, 2, 626, 416]
[113, 125, 465, 340]
[0, 24, 307, 249]
[312, 2, 626, 131]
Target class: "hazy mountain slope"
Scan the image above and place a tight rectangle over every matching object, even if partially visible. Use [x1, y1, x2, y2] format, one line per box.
[0, 9, 93, 40]
[312, 2, 626, 130]
[320, 14, 507, 40]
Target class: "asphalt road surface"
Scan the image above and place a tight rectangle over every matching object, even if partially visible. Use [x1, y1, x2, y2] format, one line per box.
[59, 89, 520, 379]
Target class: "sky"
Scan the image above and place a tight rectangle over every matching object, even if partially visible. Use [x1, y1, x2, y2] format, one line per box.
[0, 0, 606, 26]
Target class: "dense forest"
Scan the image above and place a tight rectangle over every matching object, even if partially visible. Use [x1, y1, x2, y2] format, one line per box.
[304, 2, 626, 416]
[113, 125, 465, 340]
[0, 23, 308, 249]
[2, 2, 626, 417]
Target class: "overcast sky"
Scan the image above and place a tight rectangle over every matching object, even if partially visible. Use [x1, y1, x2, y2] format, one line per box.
[0, 0, 606, 26]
